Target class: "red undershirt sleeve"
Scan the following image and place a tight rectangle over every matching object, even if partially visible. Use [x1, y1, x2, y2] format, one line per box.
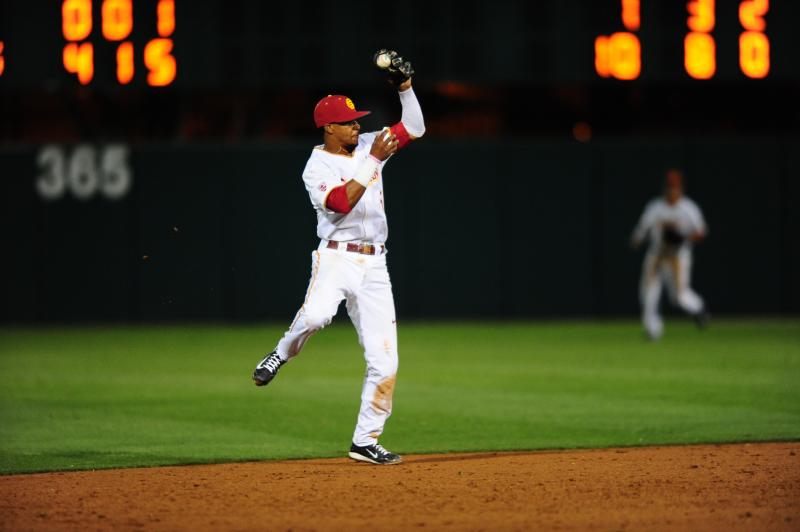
[325, 185, 352, 214]
[390, 122, 412, 150]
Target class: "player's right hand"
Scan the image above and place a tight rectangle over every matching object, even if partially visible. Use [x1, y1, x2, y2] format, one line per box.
[370, 129, 399, 161]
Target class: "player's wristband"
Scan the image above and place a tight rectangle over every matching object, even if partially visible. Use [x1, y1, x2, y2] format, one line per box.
[353, 155, 381, 187]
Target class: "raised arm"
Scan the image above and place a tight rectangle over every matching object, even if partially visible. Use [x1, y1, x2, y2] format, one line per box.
[374, 49, 425, 146]
[396, 80, 425, 138]
[387, 80, 426, 150]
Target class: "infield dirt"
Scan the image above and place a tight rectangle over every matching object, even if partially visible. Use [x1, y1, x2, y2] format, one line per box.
[1, 442, 797, 531]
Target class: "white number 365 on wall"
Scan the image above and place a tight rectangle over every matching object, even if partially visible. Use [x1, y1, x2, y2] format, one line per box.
[36, 144, 132, 201]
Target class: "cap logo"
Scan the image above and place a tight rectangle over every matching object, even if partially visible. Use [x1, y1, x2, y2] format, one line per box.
[345, 98, 355, 110]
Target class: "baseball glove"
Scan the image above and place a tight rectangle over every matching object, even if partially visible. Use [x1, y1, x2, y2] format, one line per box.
[662, 224, 686, 246]
[373, 49, 415, 86]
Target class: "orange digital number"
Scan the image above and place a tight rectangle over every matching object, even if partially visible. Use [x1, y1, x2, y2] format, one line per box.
[740, 31, 769, 78]
[595, 1, 641, 80]
[63, 42, 94, 84]
[116, 41, 134, 84]
[739, 0, 769, 78]
[0, 42, 4, 77]
[62, 0, 93, 41]
[145, 38, 176, 86]
[621, 0, 640, 31]
[102, 0, 133, 41]
[595, 32, 640, 80]
[685, 0, 715, 79]
[609, 32, 640, 80]
[739, 0, 767, 31]
[157, 0, 176, 37]
[684, 32, 716, 79]
[687, 0, 715, 33]
[595, 36, 611, 78]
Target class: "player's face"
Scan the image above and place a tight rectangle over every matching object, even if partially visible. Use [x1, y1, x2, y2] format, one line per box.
[665, 185, 683, 205]
[330, 120, 361, 146]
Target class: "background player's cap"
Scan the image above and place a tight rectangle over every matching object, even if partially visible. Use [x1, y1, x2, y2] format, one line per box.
[314, 95, 371, 128]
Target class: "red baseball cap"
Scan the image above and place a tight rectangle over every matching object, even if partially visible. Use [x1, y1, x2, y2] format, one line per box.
[313, 95, 371, 128]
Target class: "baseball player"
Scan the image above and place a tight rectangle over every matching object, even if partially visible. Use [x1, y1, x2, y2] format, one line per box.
[252, 50, 424, 465]
[631, 170, 709, 340]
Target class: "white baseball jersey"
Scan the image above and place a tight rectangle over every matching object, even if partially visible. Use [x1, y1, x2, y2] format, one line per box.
[633, 196, 707, 252]
[302, 131, 389, 244]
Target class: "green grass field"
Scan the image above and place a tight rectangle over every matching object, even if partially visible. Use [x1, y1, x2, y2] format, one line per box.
[0, 319, 798, 474]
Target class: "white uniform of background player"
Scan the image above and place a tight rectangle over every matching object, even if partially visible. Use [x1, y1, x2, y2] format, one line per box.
[252, 69, 424, 464]
[631, 170, 709, 340]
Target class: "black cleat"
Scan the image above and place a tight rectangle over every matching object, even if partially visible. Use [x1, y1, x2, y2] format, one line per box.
[252, 351, 285, 387]
[348, 443, 403, 465]
[693, 310, 711, 329]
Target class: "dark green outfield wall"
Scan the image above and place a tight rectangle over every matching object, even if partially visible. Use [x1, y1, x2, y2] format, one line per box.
[1, 137, 797, 322]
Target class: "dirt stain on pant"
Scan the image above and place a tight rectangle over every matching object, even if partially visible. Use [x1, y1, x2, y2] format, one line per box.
[372, 375, 396, 414]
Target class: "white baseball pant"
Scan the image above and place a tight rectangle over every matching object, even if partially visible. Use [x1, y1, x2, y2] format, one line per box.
[640, 247, 704, 339]
[274, 242, 398, 447]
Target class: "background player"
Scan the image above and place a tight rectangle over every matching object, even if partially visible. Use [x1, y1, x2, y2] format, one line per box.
[252, 51, 424, 465]
[631, 170, 709, 340]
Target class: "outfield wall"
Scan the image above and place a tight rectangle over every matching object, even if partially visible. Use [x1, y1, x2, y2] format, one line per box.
[1, 138, 797, 322]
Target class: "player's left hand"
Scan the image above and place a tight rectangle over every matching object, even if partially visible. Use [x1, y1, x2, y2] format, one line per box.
[374, 49, 415, 87]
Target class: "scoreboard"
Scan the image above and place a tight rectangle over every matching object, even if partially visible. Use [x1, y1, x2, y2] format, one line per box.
[595, 0, 771, 79]
[0, 0, 798, 89]
[1, 0, 176, 87]
[59, 0, 175, 86]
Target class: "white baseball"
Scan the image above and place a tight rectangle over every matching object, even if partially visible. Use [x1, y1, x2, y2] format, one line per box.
[376, 53, 392, 69]
[382, 128, 392, 141]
